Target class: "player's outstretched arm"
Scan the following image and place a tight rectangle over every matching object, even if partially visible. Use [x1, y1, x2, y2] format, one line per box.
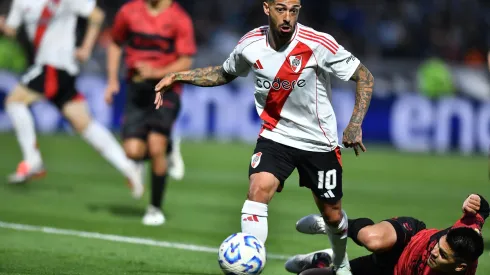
[342, 63, 374, 156]
[158, 65, 236, 88]
[154, 65, 237, 108]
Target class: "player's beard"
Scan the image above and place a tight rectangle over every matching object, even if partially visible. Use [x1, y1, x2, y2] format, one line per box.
[269, 18, 295, 39]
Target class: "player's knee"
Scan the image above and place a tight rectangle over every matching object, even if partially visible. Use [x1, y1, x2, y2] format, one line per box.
[322, 211, 343, 226]
[320, 202, 343, 226]
[357, 227, 385, 252]
[62, 102, 92, 133]
[247, 173, 279, 203]
[148, 144, 166, 159]
[124, 145, 146, 160]
[5, 91, 26, 105]
[71, 117, 91, 133]
[6, 85, 39, 106]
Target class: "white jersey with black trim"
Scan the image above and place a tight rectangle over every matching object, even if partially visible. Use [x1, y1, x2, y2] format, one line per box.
[6, 0, 95, 74]
[222, 23, 361, 152]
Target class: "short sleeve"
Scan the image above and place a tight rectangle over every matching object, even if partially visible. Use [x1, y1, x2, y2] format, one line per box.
[69, 0, 96, 17]
[5, 0, 23, 29]
[321, 35, 360, 81]
[222, 45, 250, 77]
[175, 14, 197, 56]
[111, 7, 129, 45]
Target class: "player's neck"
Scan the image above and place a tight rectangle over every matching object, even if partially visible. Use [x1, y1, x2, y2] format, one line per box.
[268, 27, 295, 51]
[145, 0, 172, 15]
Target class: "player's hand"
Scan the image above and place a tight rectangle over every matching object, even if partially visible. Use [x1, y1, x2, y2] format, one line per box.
[104, 79, 120, 105]
[135, 62, 155, 80]
[463, 194, 481, 215]
[342, 122, 366, 156]
[75, 47, 91, 63]
[154, 73, 176, 109]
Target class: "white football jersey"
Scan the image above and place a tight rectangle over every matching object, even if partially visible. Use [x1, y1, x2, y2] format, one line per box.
[6, 0, 96, 75]
[223, 23, 361, 152]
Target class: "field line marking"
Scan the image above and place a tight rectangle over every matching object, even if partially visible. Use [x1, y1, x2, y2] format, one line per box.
[0, 221, 290, 260]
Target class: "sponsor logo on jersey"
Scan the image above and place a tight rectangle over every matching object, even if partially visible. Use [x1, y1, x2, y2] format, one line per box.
[256, 78, 306, 91]
[251, 152, 262, 168]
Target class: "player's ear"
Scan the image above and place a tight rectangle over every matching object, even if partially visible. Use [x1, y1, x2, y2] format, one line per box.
[263, 1, 271, 16]
[455, 263, 467, 272]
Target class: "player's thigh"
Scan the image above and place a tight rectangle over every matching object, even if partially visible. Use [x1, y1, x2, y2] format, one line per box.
[123, 138, 147, 160]
[121, 100, 149, 145]
[357, 221, 398, 252]
[5, 84, 43, 105]
[248, 137, 296, 198]
[6, 65, 50, 105]
[297, 147, 343, 220]
[297, 147, 343, 201]
[61, 99, 92, 133]
[147, 132, 168, 158]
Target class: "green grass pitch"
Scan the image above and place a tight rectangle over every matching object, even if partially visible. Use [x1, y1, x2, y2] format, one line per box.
[0, 134, 488, 274]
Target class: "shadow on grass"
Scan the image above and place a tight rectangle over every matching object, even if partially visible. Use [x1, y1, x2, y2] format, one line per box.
[87, 203, 143, 217]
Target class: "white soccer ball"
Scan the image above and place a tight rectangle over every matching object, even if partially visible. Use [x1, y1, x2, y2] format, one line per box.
[218, 232, 266, 275]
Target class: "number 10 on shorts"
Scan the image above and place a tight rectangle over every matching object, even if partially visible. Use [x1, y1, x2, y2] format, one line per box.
[318, 169, 337, 198]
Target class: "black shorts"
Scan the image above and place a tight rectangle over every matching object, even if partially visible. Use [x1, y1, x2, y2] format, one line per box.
[20, 65, 84, 109]
[121, 79, 181, 140]
[248, 137, 343, 203]
[301, 217, 427, 275]
[355, 217, 427, 275]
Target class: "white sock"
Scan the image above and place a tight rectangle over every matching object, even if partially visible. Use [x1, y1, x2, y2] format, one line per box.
[241, 200, 268, 244]
[325, 210, 350, 270]
[6, 103, 42, 166]
[81, 120, 136, 177]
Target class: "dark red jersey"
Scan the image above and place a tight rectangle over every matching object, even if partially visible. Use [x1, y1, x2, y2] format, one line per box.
[111, 0, 196, 73]
[394, 213, 485, 275]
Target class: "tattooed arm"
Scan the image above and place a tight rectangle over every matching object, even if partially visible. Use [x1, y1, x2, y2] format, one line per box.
[349, 63, 374, 124]
[154, 65, 237, 108]
[157, 65, 237, 89]
[342, 63, 374, 155]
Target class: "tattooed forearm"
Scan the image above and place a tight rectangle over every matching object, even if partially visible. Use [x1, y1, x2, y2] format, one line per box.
[172, 66, 237, 87]
[349, 63, 374, 124]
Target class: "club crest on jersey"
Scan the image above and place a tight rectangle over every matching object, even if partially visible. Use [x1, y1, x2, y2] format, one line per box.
[251, 152, 262, 169]
[289, 55, 302, 73]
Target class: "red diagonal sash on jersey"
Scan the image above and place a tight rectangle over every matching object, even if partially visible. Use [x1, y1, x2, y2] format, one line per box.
[33, 0, 61, 51]
[260, 41, 313, 130]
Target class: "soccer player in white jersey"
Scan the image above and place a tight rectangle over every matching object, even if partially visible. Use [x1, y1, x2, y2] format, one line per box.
[0, 0, 144, 198]
[154, 0, 374, 274]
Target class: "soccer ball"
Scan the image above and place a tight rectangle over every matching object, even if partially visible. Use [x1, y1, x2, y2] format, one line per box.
[218, 232, 266, 275]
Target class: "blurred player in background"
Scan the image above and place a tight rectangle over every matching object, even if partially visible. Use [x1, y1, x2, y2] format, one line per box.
[0, 0, 144, 198]
[105, 0, 196, 226]
[286, 194, 488, 275]
[154, 0, 374, 273]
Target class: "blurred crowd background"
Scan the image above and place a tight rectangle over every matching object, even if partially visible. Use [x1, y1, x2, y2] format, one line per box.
[0, 0, 489, 154]
[1, 0, 490, 98]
